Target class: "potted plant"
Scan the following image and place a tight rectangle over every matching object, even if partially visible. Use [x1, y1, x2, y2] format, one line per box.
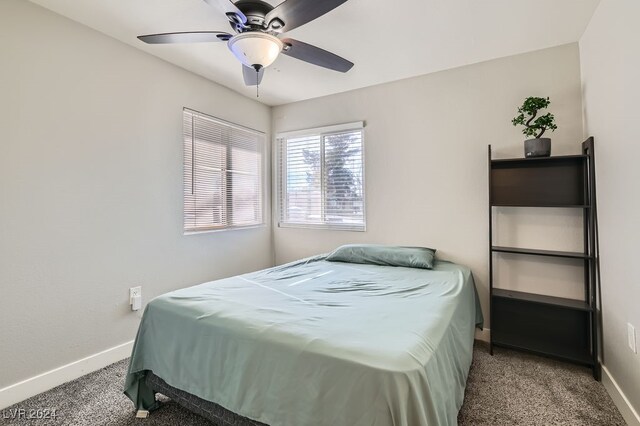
[512, 96, 558, 157]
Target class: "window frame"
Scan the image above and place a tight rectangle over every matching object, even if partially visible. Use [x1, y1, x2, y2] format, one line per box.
[276, 122, 366, 232]
[183, 108, 266, 235]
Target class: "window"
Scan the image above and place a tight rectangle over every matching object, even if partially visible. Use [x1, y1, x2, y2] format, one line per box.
[183, 108, 264, 232]
[278, 122, 365, 231]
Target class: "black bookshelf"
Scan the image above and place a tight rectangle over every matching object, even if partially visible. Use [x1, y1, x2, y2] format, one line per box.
[491, 246, 593, 259]
[488, 138, 601, 380]
[492, 288, 591, 311]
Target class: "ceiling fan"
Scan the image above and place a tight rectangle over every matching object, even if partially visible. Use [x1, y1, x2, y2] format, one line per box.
[137, 0, 354, 94]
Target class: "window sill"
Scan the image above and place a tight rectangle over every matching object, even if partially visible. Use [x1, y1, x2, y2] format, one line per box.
[184, 223, 267, 235]
[278, 222, 366, 232]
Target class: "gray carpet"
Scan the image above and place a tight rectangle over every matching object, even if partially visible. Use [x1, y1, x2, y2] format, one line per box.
[2, 342, 625, 425]
[458, 342, 625, 425]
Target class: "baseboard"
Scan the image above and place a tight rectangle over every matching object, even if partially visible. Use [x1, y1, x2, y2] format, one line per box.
[602, 365, 640, 426]
[475, 327, 490, 342]
[0, 340, 134, 410]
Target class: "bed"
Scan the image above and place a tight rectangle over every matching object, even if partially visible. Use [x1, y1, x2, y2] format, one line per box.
[124, 250, 483, 426]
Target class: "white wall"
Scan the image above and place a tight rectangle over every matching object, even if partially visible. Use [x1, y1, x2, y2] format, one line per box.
[580, 0, 640, 416]
[272, 43, 586, 330]
[0, 0, 272, 389]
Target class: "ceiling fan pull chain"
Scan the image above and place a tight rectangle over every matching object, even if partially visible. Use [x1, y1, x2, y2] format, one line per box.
[256, 68, 260, 98]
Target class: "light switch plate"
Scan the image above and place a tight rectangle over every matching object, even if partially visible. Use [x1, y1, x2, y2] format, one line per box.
[628, 323, 637, 354]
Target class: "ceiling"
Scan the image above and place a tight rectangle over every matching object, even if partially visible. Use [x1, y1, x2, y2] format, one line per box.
[29, 0, 600, 106]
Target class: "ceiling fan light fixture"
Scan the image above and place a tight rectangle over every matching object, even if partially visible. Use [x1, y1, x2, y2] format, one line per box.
[228, 32, 283, 69]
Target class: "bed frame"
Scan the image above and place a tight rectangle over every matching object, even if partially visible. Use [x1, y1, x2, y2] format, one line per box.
[145, 372, 267, 425]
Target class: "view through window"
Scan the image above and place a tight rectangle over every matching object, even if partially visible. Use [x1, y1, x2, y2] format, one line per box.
[278, 125, 364, 230]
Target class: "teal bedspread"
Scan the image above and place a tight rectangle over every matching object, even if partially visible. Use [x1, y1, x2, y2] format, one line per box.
[124, 256, 483, 426]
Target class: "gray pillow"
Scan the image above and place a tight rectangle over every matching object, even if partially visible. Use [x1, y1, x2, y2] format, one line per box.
[325, 244, 436, 269]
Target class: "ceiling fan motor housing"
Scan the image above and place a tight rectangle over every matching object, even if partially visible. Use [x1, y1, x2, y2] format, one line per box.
[231, 0, 275, 30]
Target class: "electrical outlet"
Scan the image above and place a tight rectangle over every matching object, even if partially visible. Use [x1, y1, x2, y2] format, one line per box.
[129, 286, 142, 304]
[130, 286, 142, 311]
[628, 323, 637, 354]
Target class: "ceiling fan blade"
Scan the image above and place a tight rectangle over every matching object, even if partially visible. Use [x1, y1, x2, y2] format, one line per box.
[242, 65, 264, 86]
[265, 0, 349, 32]
[280, 38, 353, 72]
[138, 31, 232, 44]
[202, 0, 247, 25]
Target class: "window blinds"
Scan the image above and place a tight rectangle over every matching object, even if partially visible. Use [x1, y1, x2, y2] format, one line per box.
[184, 109, 264, 232]
[278, 124, 365, 231]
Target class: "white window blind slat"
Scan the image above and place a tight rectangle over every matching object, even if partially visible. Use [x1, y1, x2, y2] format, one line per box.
[184, 109, 264, 232]
[278, 126, 365, 231]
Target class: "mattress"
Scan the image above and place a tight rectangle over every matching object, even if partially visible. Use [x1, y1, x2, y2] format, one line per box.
[124, 255, 483, 426]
